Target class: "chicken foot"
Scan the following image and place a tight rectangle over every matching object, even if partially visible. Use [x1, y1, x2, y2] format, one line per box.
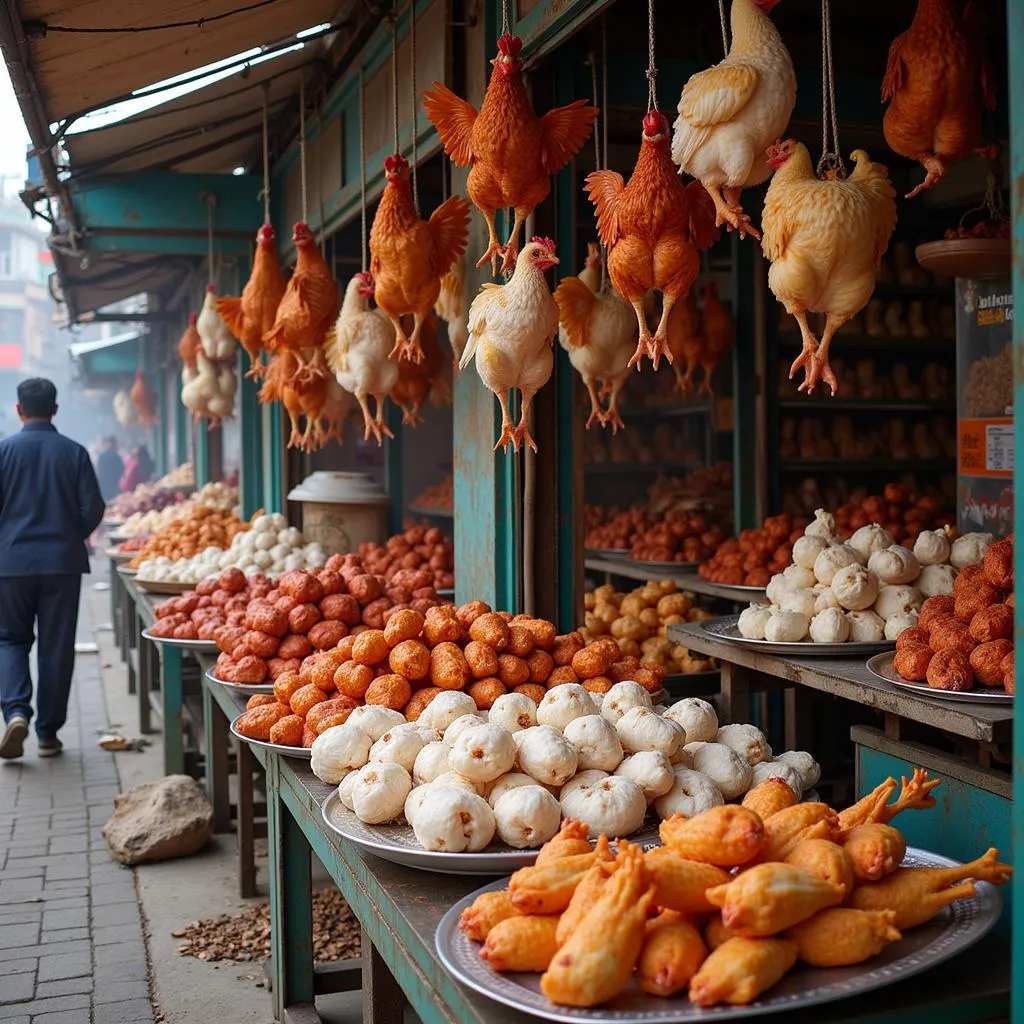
[513, 388, 539, 453]
[244, 354, 266, 381]
[627, 298, 654, 368]
[647, 293, 679, 372]
[602, 376, 627, 435]
[788, 310, 839, 396]
[356, 394, 393, 446]
[476, 208, 508, 278]
[673, 361, 697, 394]
[906, 156, 946, 200]
[706, 184, 760, 242]
[388, 314, 426, 364]
[500, 209, 528, 276]
[493, 390, 517, 453]
[880, 770, 941, 823]
[583, 377, 604, 430]
[697, 360, 717, 396]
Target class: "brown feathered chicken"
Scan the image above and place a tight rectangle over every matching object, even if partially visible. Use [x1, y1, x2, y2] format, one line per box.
[217, 223, 286, 378]
[390, 312, 450, 426]
[178, 313, 201, 371]
[664, 291, 705, 393]
[315, 377, 354, 448]
[423, 34, 597, 274]
[761, 140, 897, 396]
[370, 154, 470, 363]
[130, 371, 157, 426]
[697, 281, 735, 395]
[263, 223, 338, 380]
[258, 349, 326, 452]
[585, 111, 718, 370]
[882, 0, 996, 198]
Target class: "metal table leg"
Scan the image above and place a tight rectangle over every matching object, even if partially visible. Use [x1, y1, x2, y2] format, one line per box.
[237, 738, 257, 898]
[162, 646, 184, 776]
[202, 680, 232, 832]
[139, 631, 158, 735]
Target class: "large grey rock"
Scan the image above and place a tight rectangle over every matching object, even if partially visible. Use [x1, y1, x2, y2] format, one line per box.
[103, 774, 213, 866]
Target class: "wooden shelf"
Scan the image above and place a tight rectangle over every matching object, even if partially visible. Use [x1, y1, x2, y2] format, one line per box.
[779, 458, 955, 473]
[776, 332, 955, 352]
[407, 504, 453, 519]
[585, 461, 702, 475]
[618, 401, 715, 420]
[777, 398, 956, 413]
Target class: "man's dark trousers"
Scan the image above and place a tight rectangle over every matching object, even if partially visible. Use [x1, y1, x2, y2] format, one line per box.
[0, 575, 82, 740]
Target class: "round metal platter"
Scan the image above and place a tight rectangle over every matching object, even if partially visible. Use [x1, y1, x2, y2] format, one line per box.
[867, 652, 1014, 705]
[105, 549, 134, 563]
[106, 532, 129, 543]
[435, 848, 1002, 1023]
[584, 547, 631, 560]
[134, 579, 196, 595]
[103, 519, 124, 529]
[625, 558, 701, 573]
[207, 668, 274, 695]
[117, 564, 138, 576]
[701, 614, 894, 657]
[140, 629, 218, 653]
[697, 580, 768, 602]
[229, 717, 311, 758]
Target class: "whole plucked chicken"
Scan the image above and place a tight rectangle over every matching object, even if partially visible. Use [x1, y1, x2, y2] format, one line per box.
[554, 245, 637, 433]
[217, 223, 286, 377]
[672, 0, 795, 239]
[370, 154, 470, 363]
[263, 223, 339, 380]
[664, 290, 705, 393]
[423, 34, 597, 274]
[586, 111, 718, 370]
[391, 312, 450, 426]
[461, 237, 560, 453]
[761, 140, 897, 397]
[130, 371, 158, 426]
[434, 253, 468, 367]
[696, 281, 735, 395]
[881, 0, 996, 197]
[196, 285, 236, 361]
[325, 272, 398, 446]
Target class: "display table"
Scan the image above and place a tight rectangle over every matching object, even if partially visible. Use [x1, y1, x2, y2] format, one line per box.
[585, 556, 757, 604]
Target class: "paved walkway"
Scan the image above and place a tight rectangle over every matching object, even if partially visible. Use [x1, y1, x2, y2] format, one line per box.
[0, 583, 155, 1024]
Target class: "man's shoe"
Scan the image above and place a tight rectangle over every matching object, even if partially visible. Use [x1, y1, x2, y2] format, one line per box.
[37, 738, 63, 758]
[0, 716, 29, 759]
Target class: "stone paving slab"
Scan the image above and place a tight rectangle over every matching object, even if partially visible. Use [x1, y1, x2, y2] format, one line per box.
[0, 582, 155, 1024]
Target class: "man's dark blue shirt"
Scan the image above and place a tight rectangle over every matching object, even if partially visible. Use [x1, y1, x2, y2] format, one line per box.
[0, 422, 105, 576]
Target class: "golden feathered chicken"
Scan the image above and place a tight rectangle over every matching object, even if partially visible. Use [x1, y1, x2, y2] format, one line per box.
[664, 291, 705, 393]
[390, 312, 451, 426]
[258, 349, 325, 452]
[697, 281, 735, 395]
[761, 140, 897, 396]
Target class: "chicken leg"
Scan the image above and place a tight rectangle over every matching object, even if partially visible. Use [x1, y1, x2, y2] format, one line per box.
[388, 314, 426, 364]
[906, 156, 946, 199]
[697, 360, 717, 396]
[803, 314, 844, 396]
[372, 394, 394, 444]
[583, 377, 604, 430]
[706, 184, 760, 242]
[501, 208, 528, 276]
[648, 293, 678, 372]
[837, 778, 899, 834]
[285, 406, 303, 449]
[627, 297, 655, 369]
[477, 208, 507, 278]
[788, 309, 827, 393]
[493, 390, 517, 453]
[880, 770, 941, 823]
[602, 375, 627, 435]
[513, 387, 539, 454]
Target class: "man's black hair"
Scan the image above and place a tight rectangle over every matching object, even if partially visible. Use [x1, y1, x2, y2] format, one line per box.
[17, 378, 58, 419]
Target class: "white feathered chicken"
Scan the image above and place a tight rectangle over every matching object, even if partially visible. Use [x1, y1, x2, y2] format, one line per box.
[433, 252, 468, 367]
[325, 272, 398, 445]
[671, 0, 795, 239]
[197, 285, 237, 360]
[461, 237, 560, 453]
[113, 389, 137, 429]
[554, 243, 637, 433]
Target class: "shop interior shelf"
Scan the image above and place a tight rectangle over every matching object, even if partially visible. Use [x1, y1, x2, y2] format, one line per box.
[779, 458, 956, 473]
[776, 332, 955, 352]
[777, 398, 957, 412]
[407, 504, 453, 519]
[585, 460, 703, 475]
[618, 400, 715, 420]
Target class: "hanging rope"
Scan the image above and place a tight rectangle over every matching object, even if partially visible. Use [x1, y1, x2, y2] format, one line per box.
[390, 10, 400, 154]
[718, 0, 730, 56]
[205, 194, 216, 287]
[500, 0, 510, 36]
[358, 69, 368, 273]
[299, 75, 309, 221]
[409, 0, 419, 216]
[646, 0, 659, 112]
[589, 46, 607, 292]
[817, 0, 845, 179]
[601, 14, 608, 175]
[260, 84, 271, 225]
[317, 96, 327, 252]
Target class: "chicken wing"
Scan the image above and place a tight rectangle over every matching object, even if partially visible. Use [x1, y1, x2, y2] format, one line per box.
[480, 914, 561, 972]
[637, 910, 708, 997]
[659, 806, 765, 867]
[787, 908, 901, 967]
[689, 937, 797, 1007]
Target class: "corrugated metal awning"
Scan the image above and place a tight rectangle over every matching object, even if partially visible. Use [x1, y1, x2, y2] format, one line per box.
[68, 328, 145, 358]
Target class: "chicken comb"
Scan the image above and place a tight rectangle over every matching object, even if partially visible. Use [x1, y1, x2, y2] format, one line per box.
[496, 34, 522, 58]
[384, 153, 409, 174]
[530, 235, 557, 255]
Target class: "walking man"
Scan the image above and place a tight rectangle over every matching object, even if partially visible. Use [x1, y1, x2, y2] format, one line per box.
[0, 379, 105, 759]
[96, 435, 124, 502]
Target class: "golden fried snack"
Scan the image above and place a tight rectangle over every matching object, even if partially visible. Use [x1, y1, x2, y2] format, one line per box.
[742, 778, 799, 820]
[919, 595, 956, 628]
[544, 667, 579, 688]
[506, 624, 536, 658]
[535, 820, 592, 865]
[896, 625, 931, 651]
[643, 847, 730, 914]
[509, 837, 613, 915]
[388, 639, 430, 681]
[969, 605, 1013, 644]
[403, 686, 441, 721]
[289, 683, 328, 718]
[982, 538, 1013, 591]
[842, 824, 907, 882]
[540, 843, 654, 1007]
[480, 914, 561, 972]
[837, 770, 940, 834]
[430, 642, 472, 690]
[460, 890, 520, 942]
[927, 649, 974, 691]
[526, 649, 555, 684]
[954, 582, 1001, 622]
[787, 908, 901, 967]
[971, 639, 1013, 686]
[234, 702, 291, 741]
[497, 653, 530, 688]
[659, 806, 765, 867]
[515, 682, 548, 703]
[556, 860, 615, 946]
[464, 640, 500, 679]
[468, 612, 510, 649]
[383, 608, 425, 647]
[637, 910, 708, 997]
[706, 863, 845, 936]
[847, 848, 1012, 930]
[364, 674, 413, 711]
[704, 913, 739, 950]
[759, 803, 838, 862]
[689, 937, 797, 1007]
[246, 693, 277, 709]
[894, 644, 933, 682]
[784, 839, 855, 899]
[467, 678, 506, 710]
[269, 714, 305, 747]
[352, 630, 390, 666]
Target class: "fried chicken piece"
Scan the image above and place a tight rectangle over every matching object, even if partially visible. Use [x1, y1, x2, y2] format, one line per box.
[643, 847, 731, 914]
[837, 770, 940, 833]
[460, 890, 520, 942]
[556, 860, 615, 946]
[704, 912, 739, 950]
[540, 843, 654, 1007]
[759, 802, 839, 861]
[847, 848, 1012, 930]
[637, 910, 708, 997]
[535, 819, 592, 865]
[787, 908, 901, 967]
[508, 836, 613, 915]
[480, 914, 561, 972]
[659, 806, 765, 867]
[742, 777, 799, 820]
[706, 863, 845, 936]
[842, 824, 907, 883]
[689, 937, 797, 1007]
[784, 839, 856, 900]
[836, 777, 898, 833]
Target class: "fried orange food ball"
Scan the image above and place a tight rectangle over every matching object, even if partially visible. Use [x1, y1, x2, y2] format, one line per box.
[430, 642, 471, 690]
[953, 564, 983, 596]
[969, 604, 1013, 643]
[970, 639, 1013, 687]
[506, 625, 536, 658]
[305, 696, 357, 733]
[983, 539, 1013, 591]
[525, 649, 555, 684]
[467, 677, 506, 710]
[1002, 650, 1015, 693]
[352, 630, 390, 666]
[893, 645, 932, 682]
[551, 632, 585, 667]
[895, 626, 930, 651]
[497, 653, 530, 688]
[571, 644, 613, 680]
[234, 702, 291, 741]
[455, 600, 491, 629]
[520, 618, 557, 650]
[465, 640, 500, 679]
[290, 683, 328, 718]
[582, 675, 613, 694]
[270, 714, 305, 747]
[383, 608, 425, 647]
[404, 686, 441, 721]
[273, 672, 305, 705]
[468, 612, 510, 650]
[246, 693, 277, 710]
[365, 673, 413, 710]
[954, 583, 1001, 623]
[423, 605, 463, 646]
[389, 639, 430, 681]
[546, 666, 579, 688]
[514, 683, 546, 704]
[928, 618, 975, 655]
[926, 649, 974, 691]
[919, 595, 956, 630]
[334, 661, 374, 700]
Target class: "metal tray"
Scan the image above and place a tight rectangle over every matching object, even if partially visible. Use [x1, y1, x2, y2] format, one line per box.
[697, 580, 769, 601]
[867, 652, 1014, 705]
[701, 614, 894, 657]
[435, 848, 1002, 1023]
[116, 564, 138, 576]
[140, 629, 218, 653]
[229, 716, 312, 758]
[625, 558, 701, 573]
[134, 579, 196, 595]
[322, 793, 663, 876]
[585, 547, 631, 560]
[206, 668, 274, 695]
[105, 549, 134, 563]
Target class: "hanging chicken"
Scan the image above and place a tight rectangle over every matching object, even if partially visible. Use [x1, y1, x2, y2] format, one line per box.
[263, 223, 339, 381]
[881, 0, 995, 198]
[196, 286, 236, 361]
[461, 238, 560, 453]
[130, 371, 158, 426]
[423, 34, 598, 275]
[113, 389, 137, 429]
[695, 282, 735, 395]
[390, 312, 451, 426]
[761, 140, 897, 396]
[315, 377, 355, 448]
[664, 291, 705, 393]
[216, 224, 286, 378]
[434, 252, 468, 368]
[369, 154, 470, 363]
[325, 273, 398, 446]
[178, 313, 201, 370]
[554, 247, 637, 433]
[258, 349, 324, 451]
[585, 111, 718, 370]
[671, 0, 795, 239]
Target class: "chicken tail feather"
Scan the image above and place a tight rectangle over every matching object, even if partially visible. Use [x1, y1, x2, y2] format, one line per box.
[215, 295, 245, 340]
[553, 277, 598, 348]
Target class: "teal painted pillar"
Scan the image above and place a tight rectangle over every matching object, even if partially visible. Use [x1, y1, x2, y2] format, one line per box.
[385, 404, 404, 536]
[732, 233, 759, 530]
[174, 383, 188, 470]
[154, 369, 167, 477]
[262, 399, 284, 514]
[195, 421, 210, 485]
[1008, 0, 1023, 1017]
[239, 351, 263, 519]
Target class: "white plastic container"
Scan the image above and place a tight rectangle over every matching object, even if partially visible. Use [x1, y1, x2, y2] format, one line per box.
[286, 472, 390, 553]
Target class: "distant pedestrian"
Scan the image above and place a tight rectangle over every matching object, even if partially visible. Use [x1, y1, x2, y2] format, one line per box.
[119, 443, 154, 493]
[96, 435, 124, 503]
[0, 378, 105, 760]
